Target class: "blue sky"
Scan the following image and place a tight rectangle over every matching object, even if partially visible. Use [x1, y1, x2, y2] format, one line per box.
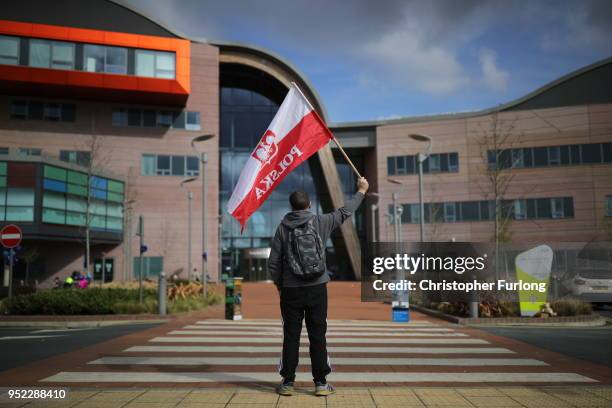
[124, 0, 612, 123]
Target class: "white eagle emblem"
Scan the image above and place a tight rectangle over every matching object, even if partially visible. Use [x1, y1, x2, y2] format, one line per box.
[252, 130, 278, 166]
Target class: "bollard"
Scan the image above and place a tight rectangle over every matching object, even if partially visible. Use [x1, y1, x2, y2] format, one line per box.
[225, 277, 243, 320]
[469, 301, 479, 318]
[158, 272, 167, 316]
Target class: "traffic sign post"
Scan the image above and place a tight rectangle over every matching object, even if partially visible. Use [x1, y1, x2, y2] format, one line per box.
[1, 225, 23, 299]
[136, 215, 145, 303]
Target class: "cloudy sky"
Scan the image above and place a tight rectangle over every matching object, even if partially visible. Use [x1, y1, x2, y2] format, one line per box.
[124, 0, 612, 123]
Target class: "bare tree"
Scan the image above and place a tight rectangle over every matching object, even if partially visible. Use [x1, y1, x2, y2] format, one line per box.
[77, 123, 112, 280]
[476, 112, 523, 278]
[426, 175, 445, 242]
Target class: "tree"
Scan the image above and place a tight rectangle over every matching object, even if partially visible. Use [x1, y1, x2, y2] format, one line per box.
[476, 111, 522, 279]
[77, 131, 111, 281]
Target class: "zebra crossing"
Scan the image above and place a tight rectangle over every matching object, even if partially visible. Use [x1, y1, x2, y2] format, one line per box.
[41, 318, 598, 385]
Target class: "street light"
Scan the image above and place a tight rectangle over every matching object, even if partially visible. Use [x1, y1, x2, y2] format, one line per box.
[387, 178, 404, 244]
[191, 134, 214, 298]
[409, 133, 433, 309]
[181, 177, 197, 281]
[367, 192, 380, 243]
[409, 134, 432, 245]
[386, 178, 407, 320]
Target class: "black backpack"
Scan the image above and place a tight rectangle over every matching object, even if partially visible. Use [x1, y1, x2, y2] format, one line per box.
[283, 218, 326, 280]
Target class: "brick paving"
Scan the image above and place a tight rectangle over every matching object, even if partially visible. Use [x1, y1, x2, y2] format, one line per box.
[1, 386, 612, 407]
[1, 282, 612, 406]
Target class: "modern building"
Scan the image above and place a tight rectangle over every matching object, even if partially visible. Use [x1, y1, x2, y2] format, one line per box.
[0, 0, 611, 289]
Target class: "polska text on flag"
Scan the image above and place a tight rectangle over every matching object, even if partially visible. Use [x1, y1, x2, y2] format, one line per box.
[227, 84, 333, 229]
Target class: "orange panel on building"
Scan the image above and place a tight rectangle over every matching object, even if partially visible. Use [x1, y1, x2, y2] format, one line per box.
[0, 19, 190, 105]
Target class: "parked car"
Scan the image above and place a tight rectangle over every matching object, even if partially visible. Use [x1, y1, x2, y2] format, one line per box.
[561, 267, 612, 305]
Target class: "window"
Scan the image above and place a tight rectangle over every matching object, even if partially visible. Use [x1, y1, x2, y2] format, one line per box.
[186, 156, 199, 176]
[10, 100, 75, 122]
[387, 157, 396, 176]
[396, 156, 406, 175]
[171, 155, 185, 176]
[409, 203, 420, 224]
[128, 108, 142, 126]
[10, 100, 27, 119]
[83, 44, 104, 73]
[428, 154, 441, 172]
[60, 150, 91, 166]
[387, 153, 457, 176]
[444, 202, 456, 222]
[448, 152, 459, 172]
[156, 155, 171, 175]
[141, 154, 155, 176]
[112, 109, 128, 126]
[2, 188, 35, 222]
[548, 146, 560, 166]
[186, 111, 201, 130]
[114, 107, 198, 130]
[0, 148, 8, 155]
[511, 149, 524, 168]
[488, 143, 609, 169]
[0, 35, 19, 65]
[172, 111, 185, 129]
[135, 50, 175, 79]
[30, 39, 74, 70]
[551, 198, 564, 219]
[401, 197, 573, 223]
[157, 111, 172, 127]
[461, 201, 480, 221]
[44, 103, 61, 121]
[570, 145, 581, 164]
[514, 199, 527, 220]
[142, 110, 156, 127]
[18, 148, 42, 156]
[83, 45, 127, 75]
[42, 165, 124, 231]
[142, 154, 199, 176]
[603, 143, 612, 163]
[606, 195, 612, 217]
[28, 101, 43, 119]
[582, 143, 602, 164]
[536, 198, 551, 219]
[533, 147, 547, 167]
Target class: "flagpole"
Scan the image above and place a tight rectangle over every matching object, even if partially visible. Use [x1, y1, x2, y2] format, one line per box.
[291, 82, 363, 179]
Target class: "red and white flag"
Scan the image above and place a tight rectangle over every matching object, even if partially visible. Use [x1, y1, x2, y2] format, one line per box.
[227, 83, 333, 228]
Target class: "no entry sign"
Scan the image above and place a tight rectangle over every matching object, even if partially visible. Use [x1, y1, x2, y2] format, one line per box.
[1, 224, 22, 249]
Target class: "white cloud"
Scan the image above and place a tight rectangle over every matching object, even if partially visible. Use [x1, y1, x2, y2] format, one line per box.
[362, 27, 469, 94]
[479, 48, 509, 91]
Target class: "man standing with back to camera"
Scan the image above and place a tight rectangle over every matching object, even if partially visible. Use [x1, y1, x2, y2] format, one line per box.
[268, 176, 369, 396]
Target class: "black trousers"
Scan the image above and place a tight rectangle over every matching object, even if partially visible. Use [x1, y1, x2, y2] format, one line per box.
[279, 283, 331, 384]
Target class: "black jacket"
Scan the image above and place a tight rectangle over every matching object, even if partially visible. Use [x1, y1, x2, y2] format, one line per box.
[268, 192, 364, 287]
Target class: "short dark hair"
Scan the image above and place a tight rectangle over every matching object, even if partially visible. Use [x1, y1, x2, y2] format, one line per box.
[289, 191, 310, 210]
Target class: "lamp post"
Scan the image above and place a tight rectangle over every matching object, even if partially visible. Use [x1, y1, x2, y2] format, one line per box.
[191, 134, 214, 298]
[387, 178, 407, 320]
[181, 177, 197, 281]
[387, 179, 404, 244]
[367, 192, 380, 243]
[408, 134, 432, 245]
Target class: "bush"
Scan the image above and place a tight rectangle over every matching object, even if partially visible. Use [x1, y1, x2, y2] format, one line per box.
[2, 285, 221, 315]
[550, 298, 593, 316]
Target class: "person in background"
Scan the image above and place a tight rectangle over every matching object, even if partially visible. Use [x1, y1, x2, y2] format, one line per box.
[64, 275, 74, 288]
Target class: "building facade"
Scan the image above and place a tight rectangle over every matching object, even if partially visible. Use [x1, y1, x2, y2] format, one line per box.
[0, 0, 611, 290]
